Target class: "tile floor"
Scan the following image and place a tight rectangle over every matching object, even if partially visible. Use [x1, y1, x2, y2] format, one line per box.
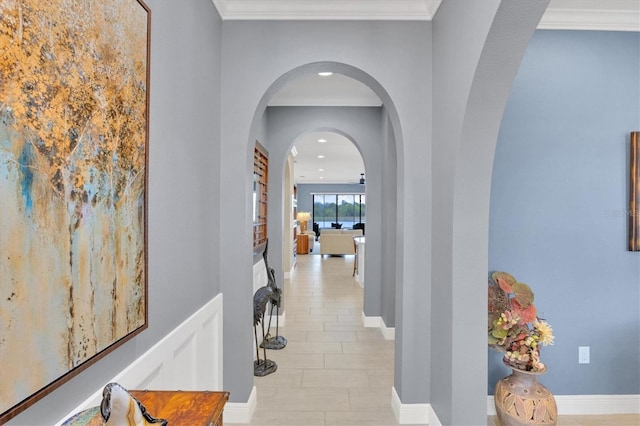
[233, 253, 639, 426]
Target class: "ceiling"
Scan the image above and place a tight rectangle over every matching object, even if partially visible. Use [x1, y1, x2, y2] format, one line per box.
[271, 74, 377, 185]
[213, 0, 639, 184]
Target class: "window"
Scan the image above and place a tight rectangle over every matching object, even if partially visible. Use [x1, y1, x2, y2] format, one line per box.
[312, 194, 365, 229]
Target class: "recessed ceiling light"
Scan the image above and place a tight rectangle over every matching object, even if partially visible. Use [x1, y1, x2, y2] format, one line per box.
[317, 155, 325, 159]
[318, 72, 333, 77]
[318, 138, 327, 143]
[318, 168, 324, 172]
[319, 176, 324, 179]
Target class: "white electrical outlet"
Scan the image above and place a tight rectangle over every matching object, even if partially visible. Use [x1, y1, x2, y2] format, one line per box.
[578, 346, 590, 364]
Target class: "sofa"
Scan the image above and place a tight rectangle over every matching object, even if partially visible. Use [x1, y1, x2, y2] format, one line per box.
[318, 229, 363, 255]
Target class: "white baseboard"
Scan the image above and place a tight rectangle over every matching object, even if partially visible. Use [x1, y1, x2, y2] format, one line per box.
[224, 386, 257, 423]
[361, 312, 395, 340]
[392, 387, 441, 425]
[381, 323, 395, 340]
[487, 394, 640, 415]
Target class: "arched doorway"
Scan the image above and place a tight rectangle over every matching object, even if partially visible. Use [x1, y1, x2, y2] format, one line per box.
[245, 63, 402, 407]
[254, 67, 398, 332]
[287, 128, 366, 265]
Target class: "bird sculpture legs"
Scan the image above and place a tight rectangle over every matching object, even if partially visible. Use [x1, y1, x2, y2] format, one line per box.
[261, 301, 287, 350]
[253, 314, 277, 377]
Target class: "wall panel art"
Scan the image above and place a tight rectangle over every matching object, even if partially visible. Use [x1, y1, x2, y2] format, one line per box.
[0, 0, 150, 421]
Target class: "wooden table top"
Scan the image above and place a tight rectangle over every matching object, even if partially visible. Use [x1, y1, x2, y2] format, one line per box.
[61, 390, 230, 426]
[130, 390, 230, 425]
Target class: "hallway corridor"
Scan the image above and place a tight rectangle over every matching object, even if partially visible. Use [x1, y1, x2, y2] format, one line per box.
[240, 253, 402, 425]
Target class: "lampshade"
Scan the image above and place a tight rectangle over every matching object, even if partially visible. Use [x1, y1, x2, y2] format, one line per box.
[296, 211, 311, 222]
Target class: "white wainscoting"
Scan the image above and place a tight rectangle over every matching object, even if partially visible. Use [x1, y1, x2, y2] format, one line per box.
[56, 294, 224, 425]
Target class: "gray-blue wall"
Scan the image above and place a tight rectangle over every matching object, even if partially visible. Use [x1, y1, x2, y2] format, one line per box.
[490, 30, 640, 395]
[431, 1, 548, 422]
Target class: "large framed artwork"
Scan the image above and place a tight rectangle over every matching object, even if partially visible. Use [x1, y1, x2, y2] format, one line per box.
[0, 0, 150, 421]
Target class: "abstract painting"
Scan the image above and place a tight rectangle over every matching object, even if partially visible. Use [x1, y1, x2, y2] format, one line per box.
[0, 0, 150, 421]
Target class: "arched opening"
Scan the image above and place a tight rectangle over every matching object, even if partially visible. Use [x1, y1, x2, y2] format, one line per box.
[280, 128, 366, 275]
[247, 62, 402, 325]
[244, 62, 402, 410]
[288, 129, 366, 256]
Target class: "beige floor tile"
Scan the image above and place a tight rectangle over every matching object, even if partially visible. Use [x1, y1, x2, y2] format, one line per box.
[337, 314, 365, 324]
[325, 353, 391, 370]
[294, 313, 339, 322]
[254, 368, 303, 388]
[324, 322, 368, 332]
[266, 352, 325, 369]
[324, 409, 399, 425]
[283, 306, 311, 314]
[254, 386, 279, 406]
[356, 329, 387, 342]
[367, 369, 394, 388]
[280, 321, 324, 332]
[341, 341, 394, 354]
[348, 388, 393, 410]
[325, 301, 361, 308]
[281, 341, 343, 354]
[302, 369, 371, 388]
[272, 330, 307, 342]
[249, 409, 325, 425]
[307, 330, 358, 342]
[309, 306, 353, 315]
[271, 387, 351, 411]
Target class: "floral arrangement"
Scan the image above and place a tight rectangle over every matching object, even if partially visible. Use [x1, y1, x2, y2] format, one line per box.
[488, 271, 554, 372]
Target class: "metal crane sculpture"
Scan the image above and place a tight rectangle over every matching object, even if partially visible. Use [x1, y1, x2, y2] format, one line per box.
[252, 240, 279, 376]
[260, 240, 287, 350]
[253, 284, 278, 376]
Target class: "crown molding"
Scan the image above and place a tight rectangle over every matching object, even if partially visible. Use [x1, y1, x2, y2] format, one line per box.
[212, 0, 442, 21]
[539, 7, 640, 31]
[212, 0, 639, 31]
